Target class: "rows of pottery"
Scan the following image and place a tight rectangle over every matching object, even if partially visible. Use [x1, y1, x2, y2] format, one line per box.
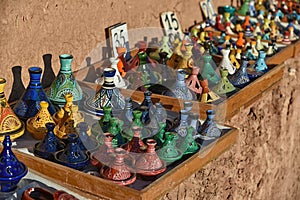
[1, 0, 297, 190]
[0, 51, 225, 188]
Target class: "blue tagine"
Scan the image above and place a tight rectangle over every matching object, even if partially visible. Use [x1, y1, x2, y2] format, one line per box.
[0, 135, 28, 192]
[13, 67, 56, 121]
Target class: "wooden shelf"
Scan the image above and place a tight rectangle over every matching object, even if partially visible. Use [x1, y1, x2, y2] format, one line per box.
[14, 126, 238, 200]
[76, 62, 284, 121]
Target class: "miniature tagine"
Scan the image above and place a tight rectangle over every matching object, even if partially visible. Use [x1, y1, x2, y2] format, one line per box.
[100, 148, 136, 186]
[33, 122, 65, 161]
[54, 133, 90, 170]
[13, 67, 56, 121]
[84, 68, 125, 116]
[53, 94, 87, 139]
[135, 139, 166, 176]
[47, 54, 83, 106]
[164, 69, 196, 100]
[195, 110, 221, 143]
[90, 133, 115, 168]
[212, 69, 237, 96]
[0, 78, 25, 141]
[26, 101, 56, 140]
[157, 132, 183, 164]
[0, 135, 28, 192]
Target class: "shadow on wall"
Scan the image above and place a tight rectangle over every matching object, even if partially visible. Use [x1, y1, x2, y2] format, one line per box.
[8, 54, 56, 104]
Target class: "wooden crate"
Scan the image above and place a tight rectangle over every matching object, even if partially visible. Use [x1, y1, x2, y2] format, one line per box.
[75, 63, 284, 121]
[14, 126, 238, 200]
[293, 39, 300, 57]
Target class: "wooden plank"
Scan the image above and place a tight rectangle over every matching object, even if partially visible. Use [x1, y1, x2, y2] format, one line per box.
[294, 40, 300, 57]
[13, 127, 238, 200]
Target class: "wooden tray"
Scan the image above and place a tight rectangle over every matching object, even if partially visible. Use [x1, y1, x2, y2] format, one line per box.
[75, 62, 284, 121]
[14, 126, 238, 200]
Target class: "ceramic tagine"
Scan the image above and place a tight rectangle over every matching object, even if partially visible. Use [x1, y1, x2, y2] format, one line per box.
[157, 132, 183, 164]
[90, 132, 115, 168]
[164, 69, 196, 100]
[53, 94, 86, 139]
[0, 78, 25, 141]
[84, 68, 125, 116]
[229, 56, 250, 88]
[201, 54, 220, 86]
[199, 79, 220, 103]
[248, 50, 268, 79]
[54, 133, 89, 170]
[195, 110, 221, 145]
[26, 101, 56, 140]
[47, 54, 83, 106]
[122, 126, 147, 154]
[219, 48, 236, 75]
[100, 148, 136, 186]
[13, 67, 56, 121]
[135, 139, 166, 176]
[185, 67, 203, 96]
[212, 69, 237, 96]
[0, 135, 28, 192]
[33, 122, 65, 161]
[96, 58, 127, 89]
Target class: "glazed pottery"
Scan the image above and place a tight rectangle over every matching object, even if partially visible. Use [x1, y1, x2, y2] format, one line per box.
[176, 110, 189, 138]
[53, 94, 85, 139]
[22, 187, 54, 200]
[135, 139, 166, 176]
[54, 133, 89, 170]
[0, 78, 25, 141]
[96, 58, 127, 89]
[119, 97, 133, 128]
[159, 52, 175, 83]
[108, 117, 126, 147]
[13, 67, 56, 120]
[84, 68, 125, 116]
[165, 69, 196, 100]
[26, 101, 55, 140]
[157, 132, 183, 164]
[0, 135, 28, 192]
[98, 106, 112, 133]
[201, 54, 220, 86]
[33, 122, 65, 161]
[219, 49, 236, 75]
[176, 44, 194, 72]
[100, 148, 136, 186]
[186, 67, 203, 95]
[229, 50, 240, 69]
[200, 79, 220, 103]
[76, 122, 98, 151]
[117, 46, 131, 73]
[90, 133, 115, 168]
[177, 124, 199, 155]
[47, 54, 82, 106]
[197, 110, 221, 138]
[229, 56, 250, 88]
[238, 0, 250, 15]
[122, 126, 147, 154]
[212, 69, 237, 95]
[252, 51, 269, 72]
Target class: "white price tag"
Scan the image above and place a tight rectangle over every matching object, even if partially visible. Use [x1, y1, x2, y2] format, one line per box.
[160, 11, 183, 40]
[200, 0, 217, 25]
[108, 22, 130, 58]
